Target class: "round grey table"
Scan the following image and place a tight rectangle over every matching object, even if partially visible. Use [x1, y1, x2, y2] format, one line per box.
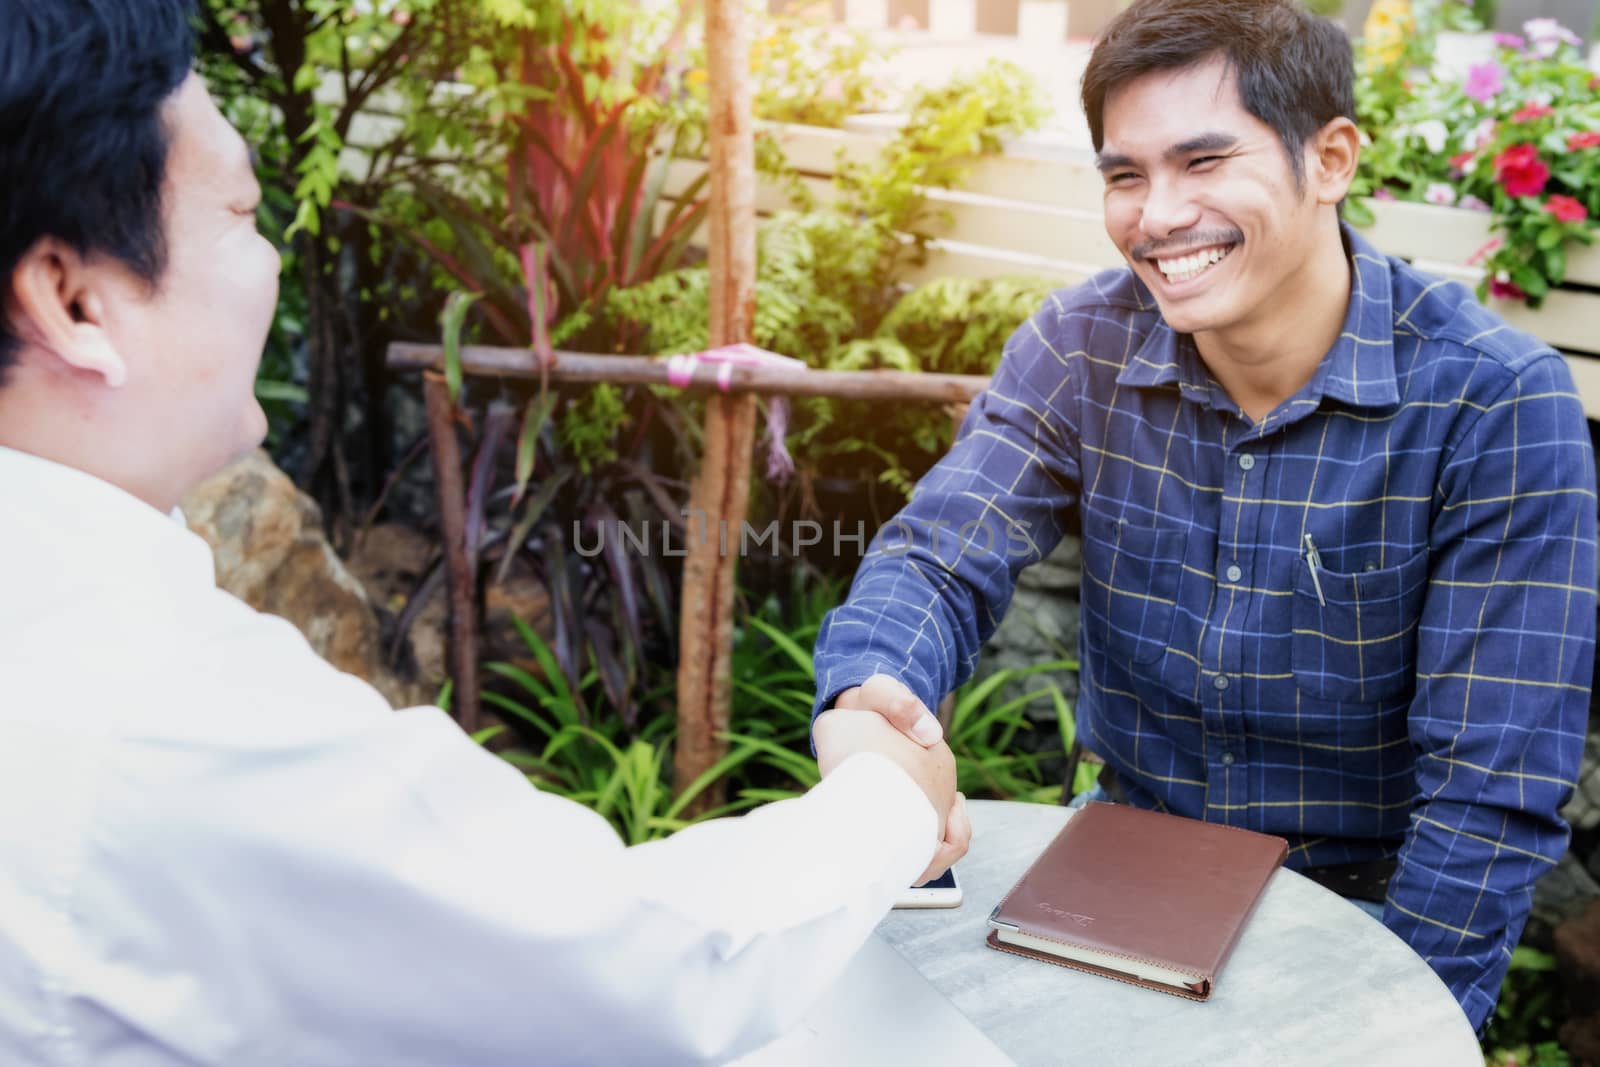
[875, 800, 1482, 1066]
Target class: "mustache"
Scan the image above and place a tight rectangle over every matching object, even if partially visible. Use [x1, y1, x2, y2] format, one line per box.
[1132, 228, 1245, 261]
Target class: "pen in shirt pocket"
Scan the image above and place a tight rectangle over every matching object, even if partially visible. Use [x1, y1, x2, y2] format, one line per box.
[1302, 533, 1327, 606]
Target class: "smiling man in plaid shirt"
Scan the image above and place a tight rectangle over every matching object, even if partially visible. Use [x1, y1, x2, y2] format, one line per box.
[813, 0, 1598, 1032]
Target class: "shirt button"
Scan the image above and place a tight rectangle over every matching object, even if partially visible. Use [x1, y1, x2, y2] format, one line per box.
[1237, 453, 1256, 471]
[1225, 564, 1243, 582]
[1213, 674, 1230, 691]
[1220, 752, 1236, 766]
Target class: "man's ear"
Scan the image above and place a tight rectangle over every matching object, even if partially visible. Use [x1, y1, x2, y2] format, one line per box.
[1308, 117, 1361, 207]
[8, 238, 129, 388]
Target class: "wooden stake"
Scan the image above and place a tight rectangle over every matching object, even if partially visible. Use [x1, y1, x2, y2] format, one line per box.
[675, 0, 758, 814]
[423, 372, 481, 735]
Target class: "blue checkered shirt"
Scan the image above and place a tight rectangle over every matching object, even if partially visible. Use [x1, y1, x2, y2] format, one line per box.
[814, 225, 1597, 1030]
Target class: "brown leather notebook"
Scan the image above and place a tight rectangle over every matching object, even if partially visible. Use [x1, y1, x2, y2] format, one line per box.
[985, 802, 1288, 1001]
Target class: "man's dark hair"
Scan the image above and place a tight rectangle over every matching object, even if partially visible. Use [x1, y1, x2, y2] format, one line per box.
[1080, 0, 1355, 187]
[0, 0, 196, 380]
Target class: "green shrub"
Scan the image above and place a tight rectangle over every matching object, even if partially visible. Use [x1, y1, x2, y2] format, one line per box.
[879, 276, 1062, 377]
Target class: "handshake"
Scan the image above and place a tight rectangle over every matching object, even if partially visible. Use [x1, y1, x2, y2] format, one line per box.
[814, 673, 971, 886]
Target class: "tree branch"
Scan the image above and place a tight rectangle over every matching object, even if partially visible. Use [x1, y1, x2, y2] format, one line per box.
[339, 15, 422, 137]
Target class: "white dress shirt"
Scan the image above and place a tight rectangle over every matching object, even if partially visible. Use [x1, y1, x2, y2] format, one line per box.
[0, 446, 938, 1066]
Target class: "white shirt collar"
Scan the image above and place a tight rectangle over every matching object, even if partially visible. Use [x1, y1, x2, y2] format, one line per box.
[0, 444, 216, 599]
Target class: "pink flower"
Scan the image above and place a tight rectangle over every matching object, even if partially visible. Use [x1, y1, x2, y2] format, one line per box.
[1464, 62, 1505, 104]
[1373, 187, 1397, 201]
[1459, 194, 1492, 212]
[1544, 195, 1588, 223]
[1492, 32, 1526, 49]
[1489, 276, 1527, 301]
[1467, 237, 1503, 266]
[820, 75, 845, 102]
[1494, 143, 1550, 198]
[1523, 18, 1582, 59]
[1511, 103, 1555, 123]
[1464, 118, 1498, 152]
[1449, 150, 1476, 171]
[1424, 182, 1457, 206]
[1569, 132, 1600, 150]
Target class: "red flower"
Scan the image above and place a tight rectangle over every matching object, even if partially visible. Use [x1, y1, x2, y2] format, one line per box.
[1569, 132, 1600, 150]
[1449, 150, 1476, 170]
[1494, 143, 1551, 198]
[1489, 277, 1527, 301]
[1511, 103, 1555, 123]
[1544, 194, 1588, 223]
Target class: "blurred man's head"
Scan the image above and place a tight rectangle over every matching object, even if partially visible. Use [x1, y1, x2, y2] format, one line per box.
[0, 0, 278, 510]
[1081, 0, 1359, 340]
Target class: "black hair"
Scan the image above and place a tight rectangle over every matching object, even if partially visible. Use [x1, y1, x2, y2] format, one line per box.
[0, 0, 196, 380]
[1080, 0, 1355, 188]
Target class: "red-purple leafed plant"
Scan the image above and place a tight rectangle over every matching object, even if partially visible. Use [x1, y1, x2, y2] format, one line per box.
[378, 10, 707, 732]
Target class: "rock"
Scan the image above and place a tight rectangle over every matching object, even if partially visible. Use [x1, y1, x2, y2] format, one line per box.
[483, 560, 551, 666]
[345, 522, 448, 687]
[1529, 852, 1600, 955]
[182, 450, 426, 709]
[1567, 730, 1600, 833]
[1557, 898, 1600, 1061]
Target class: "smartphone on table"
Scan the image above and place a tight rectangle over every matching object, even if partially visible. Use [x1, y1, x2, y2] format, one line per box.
[892, 867, 963, 909]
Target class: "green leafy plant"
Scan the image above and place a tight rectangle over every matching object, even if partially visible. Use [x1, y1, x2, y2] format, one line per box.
[480, 573, 1086, 841]
[946, 659, 1085, 804]
[481, 617, 770, 844]
[388, 288, 699, 732]
[364, 0, 710, 357]
[877, 276, 1062, 377]
[746, 5, 892, 128]
[726, 577, 1087, 806]
[612, 59, 1049, 360]
[1481, 946, 1569, 1062]
[610, 60, 1050, 503]
[198, 0, 488, 506]
[721, 576, 852, 800]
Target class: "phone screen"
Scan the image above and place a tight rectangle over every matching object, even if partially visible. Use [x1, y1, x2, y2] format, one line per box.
[917, 869, 958, 890]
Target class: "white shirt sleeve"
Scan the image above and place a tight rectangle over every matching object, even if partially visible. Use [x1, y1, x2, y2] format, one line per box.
[72, 700, 938, 1067]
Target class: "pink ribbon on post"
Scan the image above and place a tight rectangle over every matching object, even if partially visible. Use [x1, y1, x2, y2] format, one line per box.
[662, 343, 806, 483]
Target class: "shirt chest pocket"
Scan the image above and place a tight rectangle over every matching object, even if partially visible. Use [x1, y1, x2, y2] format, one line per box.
[1080, 511, 1187, 666]
[1291, 548, 1429, 703]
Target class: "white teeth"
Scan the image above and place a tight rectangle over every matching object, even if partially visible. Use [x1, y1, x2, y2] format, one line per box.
[1155, 244, 1234, 283]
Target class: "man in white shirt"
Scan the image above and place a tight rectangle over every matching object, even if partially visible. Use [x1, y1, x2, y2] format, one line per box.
[0, 2, 969, 1063]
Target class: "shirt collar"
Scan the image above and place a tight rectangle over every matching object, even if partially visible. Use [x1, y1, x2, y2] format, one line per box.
[1115, 223, 1400, 412]
[0, 445, 216, 596]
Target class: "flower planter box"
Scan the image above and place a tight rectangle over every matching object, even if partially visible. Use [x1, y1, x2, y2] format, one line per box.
[666, 119, 1600, 418]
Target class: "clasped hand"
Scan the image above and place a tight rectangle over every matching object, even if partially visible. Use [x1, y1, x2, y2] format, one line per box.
[813, 674, 971, 886]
